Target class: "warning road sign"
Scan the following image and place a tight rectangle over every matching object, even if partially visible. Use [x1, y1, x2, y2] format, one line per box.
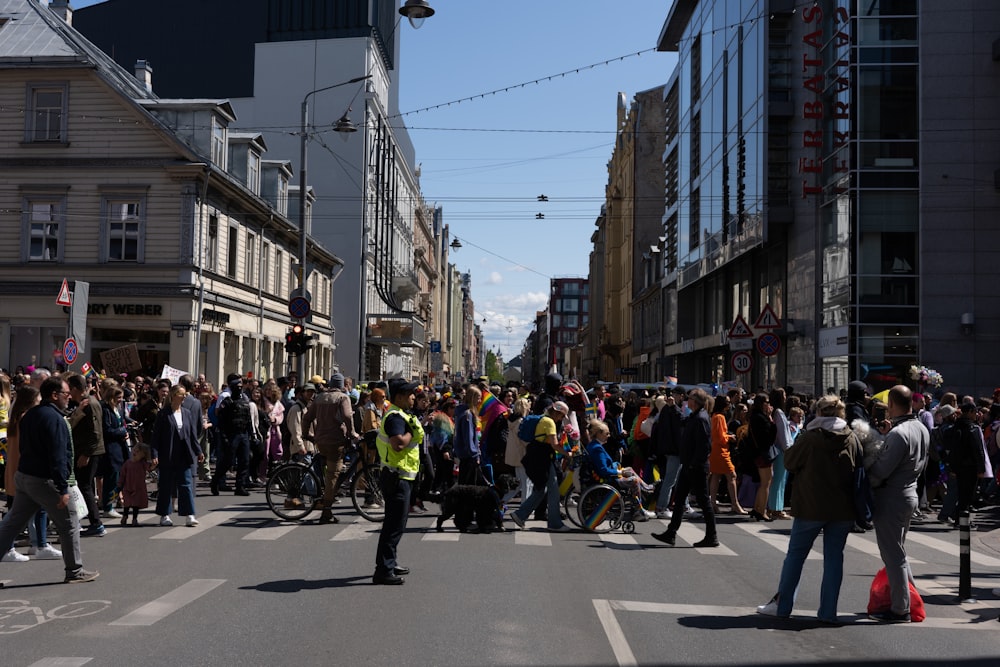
[754, 303, 781, 329]
[731, 351, 753, 374]
[728, 314, 754, 339]
[56, 278, 72, 307]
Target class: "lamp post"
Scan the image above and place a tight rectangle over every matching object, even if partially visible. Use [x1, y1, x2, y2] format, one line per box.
[297, 74, 372, 383]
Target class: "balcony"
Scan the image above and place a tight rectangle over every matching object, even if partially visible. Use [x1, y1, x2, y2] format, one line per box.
[366, 314, 426, 348]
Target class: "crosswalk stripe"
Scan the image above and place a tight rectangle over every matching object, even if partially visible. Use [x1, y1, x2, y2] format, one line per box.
[514, 529, 552, 546]
[845, 532, 925, 565]
[331, 517, 381, 541]
[101, 512, 158, 536]
[733, 522, 821, 560]
[26, 659, 93, 667]
[243, 521, 299, 541]
[109, 579, 226, 626]
[599, 532, 641, 549]
[422, 517, 459, 541]
[906, 530, 1000, 568]
[150, 508, 245, 540]
[674, 522, 738, 555]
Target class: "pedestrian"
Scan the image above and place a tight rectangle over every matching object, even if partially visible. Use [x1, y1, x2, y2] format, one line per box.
[302, 373, 358, 524]
[756, 395, 863, 623]
[866, 385, 929, 623]
[708, 395, 747, 515]
[372, 379, 424, 585]
[212, 374, 253, 496]
[118, 443, 150, 525]
[943, 401, 988, 526]
[652, 388, 720, 548]
[98, 384, 128, 520]
[652, 388, 688, 519]
[767, 388, 793, 520]
[0, 376, 99, 583]
[508, 401, 573, 532]
[66, 373, 106, 537]
[150, 384, 204, 527]
[748, 393, 778, 523]
[453, 385, 483, 485]
[502, 397, 532, 503]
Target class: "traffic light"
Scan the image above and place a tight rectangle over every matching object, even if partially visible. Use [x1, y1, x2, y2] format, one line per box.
[286, 323, 305, 356]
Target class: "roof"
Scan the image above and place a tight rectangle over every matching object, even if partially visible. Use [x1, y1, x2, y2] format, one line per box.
[138, 99, 238, 123]
[657, 0, 697, 53]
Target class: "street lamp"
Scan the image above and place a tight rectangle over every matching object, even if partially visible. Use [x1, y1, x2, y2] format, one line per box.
[399, 0, 435, 29]
[297, 73, 372, 382]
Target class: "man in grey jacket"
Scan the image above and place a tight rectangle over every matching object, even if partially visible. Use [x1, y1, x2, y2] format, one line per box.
[867, 385, 929, 622]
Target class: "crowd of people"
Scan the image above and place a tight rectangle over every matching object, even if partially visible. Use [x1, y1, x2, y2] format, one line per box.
[2, 365, 998, 606]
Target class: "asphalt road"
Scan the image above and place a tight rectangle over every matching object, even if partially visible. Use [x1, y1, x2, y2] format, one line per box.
[2, 483, 1000, 667]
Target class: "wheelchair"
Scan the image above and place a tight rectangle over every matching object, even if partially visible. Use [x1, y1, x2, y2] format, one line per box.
[571, 458, 645, 534]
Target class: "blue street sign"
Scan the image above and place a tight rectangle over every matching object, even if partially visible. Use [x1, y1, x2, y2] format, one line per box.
[288, 296, 311, 320]
[757, 332, 781, 357]
[63, 338, 79, 365]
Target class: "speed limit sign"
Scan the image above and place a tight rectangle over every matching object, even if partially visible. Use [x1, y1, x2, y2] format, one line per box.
[731, 351, 753, 374]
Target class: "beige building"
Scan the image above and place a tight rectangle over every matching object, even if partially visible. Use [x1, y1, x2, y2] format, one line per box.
[0, 0, 341, 386]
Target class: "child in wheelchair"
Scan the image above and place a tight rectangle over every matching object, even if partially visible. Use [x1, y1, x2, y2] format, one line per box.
[584, 419, 656, 520]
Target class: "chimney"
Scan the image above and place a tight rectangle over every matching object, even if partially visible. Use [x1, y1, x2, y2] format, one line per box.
[134, 60, 153, 93]
[50, 0, 73, 26]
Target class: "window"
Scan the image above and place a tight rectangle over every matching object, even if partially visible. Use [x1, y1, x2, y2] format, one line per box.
[262, 242, 271, 292]
[104, 197, 144, 262]
[227, 225, 238, 278]
[247, 152, 261, 195]
[245, 232, 256, 286]
[275, 248, 283, 295]
[277, 176, 289, 216]
[26, 84, 68, 143]
[206, 214, 219, 271]
[23, 196, 65, 261]
[211, 116, 227, 168]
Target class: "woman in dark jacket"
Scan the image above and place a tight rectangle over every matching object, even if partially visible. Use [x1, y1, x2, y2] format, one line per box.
[99, 384, 130, 518]
[749, 394, 778, 522]
[150, 385, 204, 527]
[757, 395, 862, 624]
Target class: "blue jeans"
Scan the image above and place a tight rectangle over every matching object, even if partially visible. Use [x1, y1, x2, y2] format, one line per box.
[27, 509, 49, 547]
[776, 518, 854, 621]
[513, 461, 563, 529]
[156, 465, 195, 517]
[656, 455, 687, 512]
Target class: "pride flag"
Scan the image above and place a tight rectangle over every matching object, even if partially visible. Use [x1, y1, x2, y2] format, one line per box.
[478, 390, 508, 434]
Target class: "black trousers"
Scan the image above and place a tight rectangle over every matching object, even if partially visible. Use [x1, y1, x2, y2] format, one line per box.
[375, 469, 412, 575]
[74, 454, 102, 526]
[665, 464, 717, 539]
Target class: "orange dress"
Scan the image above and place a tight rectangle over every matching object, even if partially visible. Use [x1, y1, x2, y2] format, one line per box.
[708, 413, 735, 474]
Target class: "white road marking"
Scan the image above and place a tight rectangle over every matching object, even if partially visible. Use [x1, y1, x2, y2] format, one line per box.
[514, 530, 552, 546]
[846, 532, 925, 565]
[906, 530, 1000, 568]
[422, 517, 459, 541]
[109, 579, 226, 626]
[330, 517, 381, 541]
[150, 508, 244, 540]
[733, 522, 820, 560]
[674, 522, 738, 555]
[592, 599, 637, 667]
[26, 659, 93, 667]
[243, 521, 299, 541]
[599, 532, 641, 549]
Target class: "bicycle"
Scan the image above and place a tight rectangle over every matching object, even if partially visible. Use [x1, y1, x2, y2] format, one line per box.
[265, 441, 384, 522]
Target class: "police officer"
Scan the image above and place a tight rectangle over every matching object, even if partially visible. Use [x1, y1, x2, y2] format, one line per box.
[372, 379, 424, 585]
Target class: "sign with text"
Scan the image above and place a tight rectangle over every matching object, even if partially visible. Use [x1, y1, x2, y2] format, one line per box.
[100, 343, 142, 377]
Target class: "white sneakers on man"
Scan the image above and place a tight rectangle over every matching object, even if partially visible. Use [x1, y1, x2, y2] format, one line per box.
[2, 548, 29, 562]
[186, 515, 199, 527]
[28, 544, 62, 560]
[159, 516, 173, 526]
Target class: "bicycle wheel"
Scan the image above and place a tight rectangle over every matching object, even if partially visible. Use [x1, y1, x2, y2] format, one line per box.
[563, 489, 583, 528]
[351, 463, 385, 523]
[578, 484, 625, 533]
[265, 464, 320, 521]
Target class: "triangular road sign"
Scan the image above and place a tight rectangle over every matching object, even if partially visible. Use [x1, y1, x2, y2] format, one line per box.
[754, 303, 781, 329]
[56, 278, 72, 307]
[728, 314, 754, 339]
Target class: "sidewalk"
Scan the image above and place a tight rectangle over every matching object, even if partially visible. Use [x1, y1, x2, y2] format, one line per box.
[971, 500, 1000, 559]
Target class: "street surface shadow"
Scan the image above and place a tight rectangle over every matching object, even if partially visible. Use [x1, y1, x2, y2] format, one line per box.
[676, 613, 871, 631]
[240, 575, 371, 592]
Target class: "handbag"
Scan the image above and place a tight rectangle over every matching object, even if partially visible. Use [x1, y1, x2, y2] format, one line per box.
[764, 442, 782, 464]
[68, 484, 88, 517]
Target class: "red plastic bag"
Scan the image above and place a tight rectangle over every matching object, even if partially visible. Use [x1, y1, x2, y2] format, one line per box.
[867, 567, 926, 622]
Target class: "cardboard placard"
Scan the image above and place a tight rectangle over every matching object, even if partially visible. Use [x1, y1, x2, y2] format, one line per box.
[100, 344, 142, 376]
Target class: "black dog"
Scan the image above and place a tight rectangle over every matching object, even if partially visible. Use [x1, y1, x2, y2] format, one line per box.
[436, 484, 505, 533]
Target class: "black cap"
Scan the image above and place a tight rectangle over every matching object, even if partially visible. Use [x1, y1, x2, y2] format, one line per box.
[388, 379, 420, 399]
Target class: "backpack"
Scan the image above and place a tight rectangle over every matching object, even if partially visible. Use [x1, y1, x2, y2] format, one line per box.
[732, 423, 757, 473]
[518, 414, 544, 444]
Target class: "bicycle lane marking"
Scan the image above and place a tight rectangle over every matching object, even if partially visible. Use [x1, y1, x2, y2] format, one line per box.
[27, 659, 93, 667]
[109, 579, 226, 626]
[0, 599, 111, 635]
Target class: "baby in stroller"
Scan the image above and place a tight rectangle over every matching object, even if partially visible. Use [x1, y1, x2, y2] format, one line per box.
[584, 419, 656, 520]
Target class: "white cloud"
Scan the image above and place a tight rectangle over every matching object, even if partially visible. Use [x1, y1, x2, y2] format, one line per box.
[486, 271, 503, 284]
[485, 291, 548, 311]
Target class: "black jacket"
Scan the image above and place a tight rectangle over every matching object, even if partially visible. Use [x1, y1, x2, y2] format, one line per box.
[18, 401, 73, 494]
[679, 408, 712, 470]
[150, 406, 203, 468]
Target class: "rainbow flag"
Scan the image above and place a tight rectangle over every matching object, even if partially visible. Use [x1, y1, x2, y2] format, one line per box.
[478, 390, 508, 434]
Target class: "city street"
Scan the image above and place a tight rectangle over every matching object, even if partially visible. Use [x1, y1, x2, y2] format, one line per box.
[2, 483, 1000, 667]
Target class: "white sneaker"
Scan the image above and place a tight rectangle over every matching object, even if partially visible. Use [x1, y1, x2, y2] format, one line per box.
[186, 515, 199, 527]
[29, 544, 62, 560]
[636, 508, 656, 521]
[102, 509, 122, 519]
[756, 595, 784, 617]
[159, 515, 173, 526]
[655, 510, 673, 519]
[2, 548, 29, 563]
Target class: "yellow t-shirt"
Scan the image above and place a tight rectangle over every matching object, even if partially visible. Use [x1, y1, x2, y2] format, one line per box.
[535, 415, 557, 443]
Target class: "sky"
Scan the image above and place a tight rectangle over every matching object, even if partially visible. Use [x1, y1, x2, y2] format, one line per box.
[67, 0, 678, 362]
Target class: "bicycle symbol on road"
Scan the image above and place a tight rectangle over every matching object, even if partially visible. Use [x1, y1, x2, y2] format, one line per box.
[0, 599, 110, 634]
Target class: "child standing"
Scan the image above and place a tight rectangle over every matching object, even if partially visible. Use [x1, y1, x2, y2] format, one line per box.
[119, 445, 150, 525]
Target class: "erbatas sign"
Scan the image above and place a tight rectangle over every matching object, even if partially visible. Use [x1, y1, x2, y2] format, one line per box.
[800, 4, 851, 198]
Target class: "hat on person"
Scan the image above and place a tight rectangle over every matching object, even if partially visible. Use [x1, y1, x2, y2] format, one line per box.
[847, 381, 869, 401]
[310, 374, 326, 387]
[935, 404, 957, 419]
[388, 378, 420, 399]
[301, 382, 317, 392]
[328, 372, 345, 390]
[550, 400, 570, 415]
